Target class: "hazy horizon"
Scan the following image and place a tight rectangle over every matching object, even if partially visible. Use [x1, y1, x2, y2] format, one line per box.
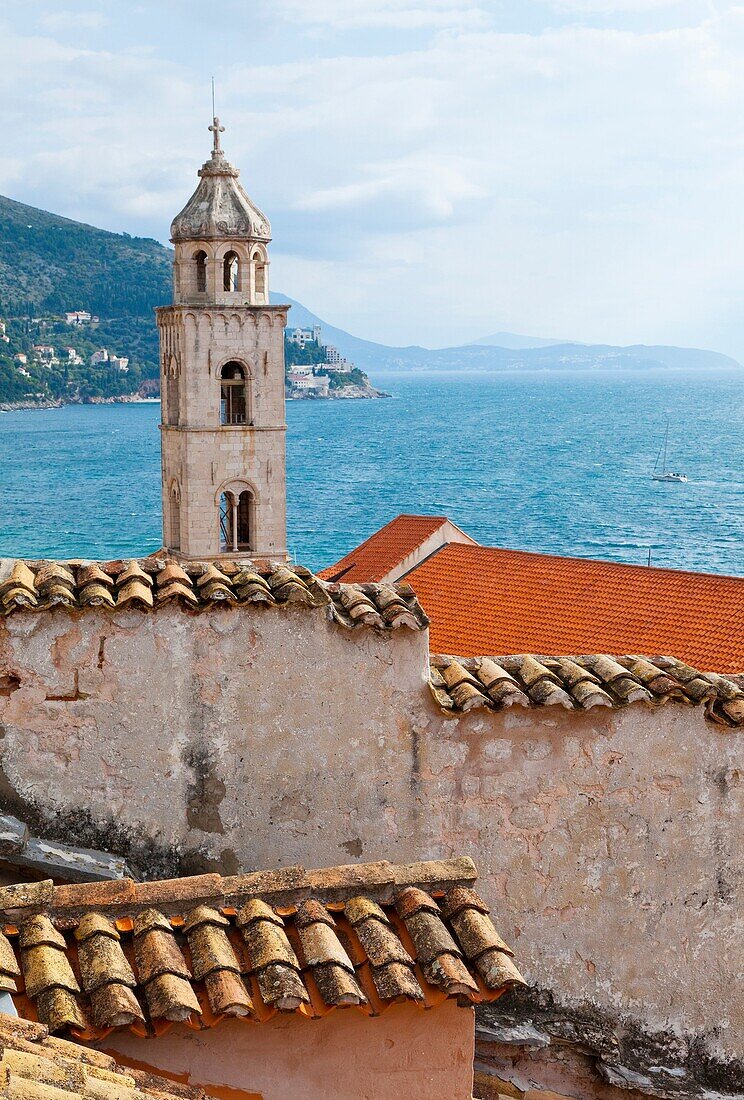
[4, 1, 744, 356]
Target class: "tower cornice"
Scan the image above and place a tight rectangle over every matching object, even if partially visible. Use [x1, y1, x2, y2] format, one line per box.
[155, 304, 289, 316]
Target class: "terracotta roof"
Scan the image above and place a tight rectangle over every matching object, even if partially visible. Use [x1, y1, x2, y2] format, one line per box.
[429, 653, 744, 727]
[318, 515, 448, 583]
[0, 559, 427, 633]
[0, 859, 523, 1042]
[0, 1012, 207, 1100]
[404, 543, 744, 673]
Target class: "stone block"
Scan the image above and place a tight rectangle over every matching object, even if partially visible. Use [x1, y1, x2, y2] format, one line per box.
[0, 879, 54, 916]
[18, 839, 132, 884]
[0, 814, 28, 857]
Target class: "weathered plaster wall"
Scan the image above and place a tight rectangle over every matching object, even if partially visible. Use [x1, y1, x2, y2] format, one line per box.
[0, 606, 741, 1081]
[101, 1001, 475, 1100]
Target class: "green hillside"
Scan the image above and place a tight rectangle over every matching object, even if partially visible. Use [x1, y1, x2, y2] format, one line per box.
[0, 194, 171, 318]
[0, 194, 382, 406]
[0, 194, 172, 405]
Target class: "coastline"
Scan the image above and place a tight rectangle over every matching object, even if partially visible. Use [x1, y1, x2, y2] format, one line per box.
[1, 390, 390, 412]
[286, 385, 390, 401]
[0, 395, 161, 412]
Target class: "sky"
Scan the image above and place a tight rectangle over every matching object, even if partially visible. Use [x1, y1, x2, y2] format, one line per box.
[2, 0, 744, 353]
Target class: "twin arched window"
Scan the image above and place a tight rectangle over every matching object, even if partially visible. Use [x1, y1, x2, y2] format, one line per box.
[193, 250, 265, 298]
[165, 355, 180, 426]
[219, 488, 253, 552]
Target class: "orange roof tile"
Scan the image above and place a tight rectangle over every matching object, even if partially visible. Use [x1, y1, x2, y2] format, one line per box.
[318, 515, 448, 583]
[0, 1012, 208, 1099]
[404, 543, 744, 673]
[0, 858, 522, 1041]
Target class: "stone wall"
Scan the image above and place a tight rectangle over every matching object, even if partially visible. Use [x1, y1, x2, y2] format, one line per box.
[0, 604, 741, 1093]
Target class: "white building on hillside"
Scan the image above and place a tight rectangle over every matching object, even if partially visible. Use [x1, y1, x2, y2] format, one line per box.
[322, 342, 353, 372]
[287, 371, 330, 396]
[287, 325, 321, 348]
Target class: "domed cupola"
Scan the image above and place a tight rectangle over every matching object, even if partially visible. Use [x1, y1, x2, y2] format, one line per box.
[170, 117, 271, 243]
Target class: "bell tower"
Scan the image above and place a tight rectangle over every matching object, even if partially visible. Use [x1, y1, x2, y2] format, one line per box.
[157, 117, 289, 561]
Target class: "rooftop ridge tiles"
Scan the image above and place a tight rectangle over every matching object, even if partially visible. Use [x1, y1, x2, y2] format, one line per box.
[317, 514, 454, 583]
[0, 857, 521, 1039]
[0, 558, 429, 634]
[430, 652, 744, 726]
[0, 858, 478, 927]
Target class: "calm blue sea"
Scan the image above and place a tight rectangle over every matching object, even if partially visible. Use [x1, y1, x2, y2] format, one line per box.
[3, 368, 743, 576]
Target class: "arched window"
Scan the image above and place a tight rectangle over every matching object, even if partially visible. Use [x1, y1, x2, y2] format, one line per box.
[253, 252, 266, 300]
[169, 482, 181, 551]
[223, 251, 240, 292]
[219, 488, 253, 551]
[219, 361, 248, 425]
[195, 250, 207, 293]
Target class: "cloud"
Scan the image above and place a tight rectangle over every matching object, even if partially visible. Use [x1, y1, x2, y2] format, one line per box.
[4, 2, 744, 353]
[272, 0, 492, 31]
[37, 9, 107, 31]
[295, 154, 487, 227]
[550, 0, 686, 10]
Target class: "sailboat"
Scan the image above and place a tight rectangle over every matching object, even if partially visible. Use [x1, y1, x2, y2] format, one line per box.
[652, 420, 687, 483]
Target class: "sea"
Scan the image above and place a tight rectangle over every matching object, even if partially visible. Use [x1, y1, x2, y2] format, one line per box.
[3, 368, 743, 576]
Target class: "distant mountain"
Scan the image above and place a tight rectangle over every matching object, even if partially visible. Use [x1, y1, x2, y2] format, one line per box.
[470, 331, 568, 349]
[275, 294, 741, 373]
[0, 195, 740, 390]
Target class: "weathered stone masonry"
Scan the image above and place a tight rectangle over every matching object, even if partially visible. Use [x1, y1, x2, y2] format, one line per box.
[0, 598, 741, 1096]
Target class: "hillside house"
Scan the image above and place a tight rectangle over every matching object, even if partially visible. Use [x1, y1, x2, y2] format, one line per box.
[287, 371, 330, 395]
[322, 342, 353, 370]
[287, 324, 321, 347]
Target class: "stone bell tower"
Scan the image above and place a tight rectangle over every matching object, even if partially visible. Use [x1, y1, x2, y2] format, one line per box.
[157, 117, 289, 561]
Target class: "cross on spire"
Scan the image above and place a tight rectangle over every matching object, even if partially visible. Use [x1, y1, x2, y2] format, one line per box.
[209, 116, 225, 155]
